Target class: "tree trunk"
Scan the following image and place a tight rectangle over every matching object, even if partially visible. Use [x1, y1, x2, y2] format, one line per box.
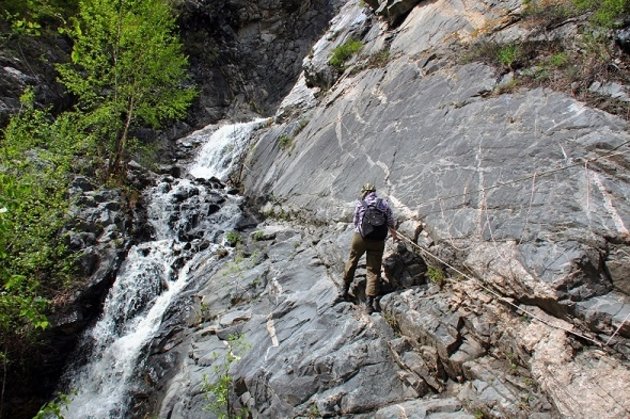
[109, 98, 135, 180]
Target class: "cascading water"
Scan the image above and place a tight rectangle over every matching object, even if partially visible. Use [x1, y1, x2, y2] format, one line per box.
[59, 119, 268, 419]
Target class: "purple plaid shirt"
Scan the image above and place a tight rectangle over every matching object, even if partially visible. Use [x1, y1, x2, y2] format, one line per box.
[353, 192, 395, 235]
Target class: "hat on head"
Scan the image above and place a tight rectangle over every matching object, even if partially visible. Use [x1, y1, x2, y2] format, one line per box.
[361, 183, 376, 194]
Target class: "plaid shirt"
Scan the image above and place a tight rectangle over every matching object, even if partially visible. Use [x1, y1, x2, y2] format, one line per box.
[353, 192, 395, 234]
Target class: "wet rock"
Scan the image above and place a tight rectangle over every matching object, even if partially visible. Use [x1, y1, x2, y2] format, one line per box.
[175, 0, 340, 126]
[615, 27, 630, 54]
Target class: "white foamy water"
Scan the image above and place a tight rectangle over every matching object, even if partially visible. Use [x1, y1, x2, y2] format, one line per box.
[188, 118, 268, 181]
[62, 240, 200, 418]
[60, 119, 264, 418]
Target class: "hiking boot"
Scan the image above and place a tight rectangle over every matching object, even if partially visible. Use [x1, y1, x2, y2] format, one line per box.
[371, 296, 381, 313]
[342, 284, 350, 300]
[334, 284, 351, 304]
[365, 296, 375, 314]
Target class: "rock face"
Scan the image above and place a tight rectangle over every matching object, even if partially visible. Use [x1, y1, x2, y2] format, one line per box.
[242, 0, 630, 343]
[150, 223, 493, 418]
[175, 0, 342, 127]
[0, 23, 71, 127]
[5, 175, 134, 419]
[217, 0, 628, 417]
[365, 0, 425, 25]
[27, 0, 630, 418]
[146, 7, 630, 408]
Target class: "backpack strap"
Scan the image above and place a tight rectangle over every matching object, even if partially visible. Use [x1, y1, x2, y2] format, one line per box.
[361, 197, 382, 208]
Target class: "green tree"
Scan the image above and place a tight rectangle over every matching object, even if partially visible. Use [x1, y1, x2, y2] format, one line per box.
[0, 89, 79, 415]
[1, 0, 79, 37]
[57, 0, 196, 179]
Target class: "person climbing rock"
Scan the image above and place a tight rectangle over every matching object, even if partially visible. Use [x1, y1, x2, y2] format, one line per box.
[339, 183, 397, 313]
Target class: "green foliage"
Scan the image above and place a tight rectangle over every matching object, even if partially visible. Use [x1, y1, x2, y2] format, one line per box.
[251, 230, 266, 241]
[497, 44, 520, 68]
[202, 334, 251, 419]
[1, 0, 79, 20]
[33, 392, 73, 419]
[1, 0, 79, 41]
[522, 0, 577, 21]
[462, 41, 523, 70]
[573, 0, 630, 27]
[0, 90, 79, 355]
[427, 266, 445, 285]
[56, 0, 197, 179]
[277, 134, 293, 151]
[546, 51, 569, 68]
[225, 231, 241, 247]
[0, 90, 85, 413]
[523, 0, 630, 27]
[307, 403, 320, 418]
[0, 0, 197, 411]
[8, 18, 42, 37]
[329, 38, 363, 71]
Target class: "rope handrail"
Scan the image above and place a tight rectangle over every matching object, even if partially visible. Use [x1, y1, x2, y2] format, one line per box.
[395, 232, 619, 349]
[383, 233, 630, 415]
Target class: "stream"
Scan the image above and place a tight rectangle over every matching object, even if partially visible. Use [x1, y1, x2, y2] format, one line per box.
[58, 119, 267, 418]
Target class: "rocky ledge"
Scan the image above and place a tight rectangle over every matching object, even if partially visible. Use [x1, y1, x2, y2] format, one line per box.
[140, 221, 629, 418]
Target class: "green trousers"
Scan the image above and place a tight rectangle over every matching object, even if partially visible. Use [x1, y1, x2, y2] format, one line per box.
[343, 233, 385, 297]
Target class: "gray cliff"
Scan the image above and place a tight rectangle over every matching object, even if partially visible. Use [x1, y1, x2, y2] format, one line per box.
[139, 1, 629, 418]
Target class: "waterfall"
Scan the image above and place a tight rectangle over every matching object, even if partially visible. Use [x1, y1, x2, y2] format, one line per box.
[59, 119, 267, 419]
[188, 118, 268, 180]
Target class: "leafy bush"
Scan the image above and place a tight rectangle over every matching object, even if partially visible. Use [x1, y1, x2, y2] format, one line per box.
[329, 39, 363, 71]
[225, 231, 241, 247]
[277, 135, 293, 150]
[0, 89, 80, 370]
[574, 0, 630, 27]
[202, 334, 250, 419]
[524, 0, 630, 27]
[497, 44, 521, 68]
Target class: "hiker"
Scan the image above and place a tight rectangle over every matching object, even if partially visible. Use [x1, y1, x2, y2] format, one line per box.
[340, 183, 397, 313]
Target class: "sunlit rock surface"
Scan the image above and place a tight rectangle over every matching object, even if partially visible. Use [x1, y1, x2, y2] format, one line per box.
[47, 1, 630, 418]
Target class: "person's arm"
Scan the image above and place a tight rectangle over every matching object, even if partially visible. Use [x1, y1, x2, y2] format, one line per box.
[353, 200, 362, 230]
[385, 201, 398, 241]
